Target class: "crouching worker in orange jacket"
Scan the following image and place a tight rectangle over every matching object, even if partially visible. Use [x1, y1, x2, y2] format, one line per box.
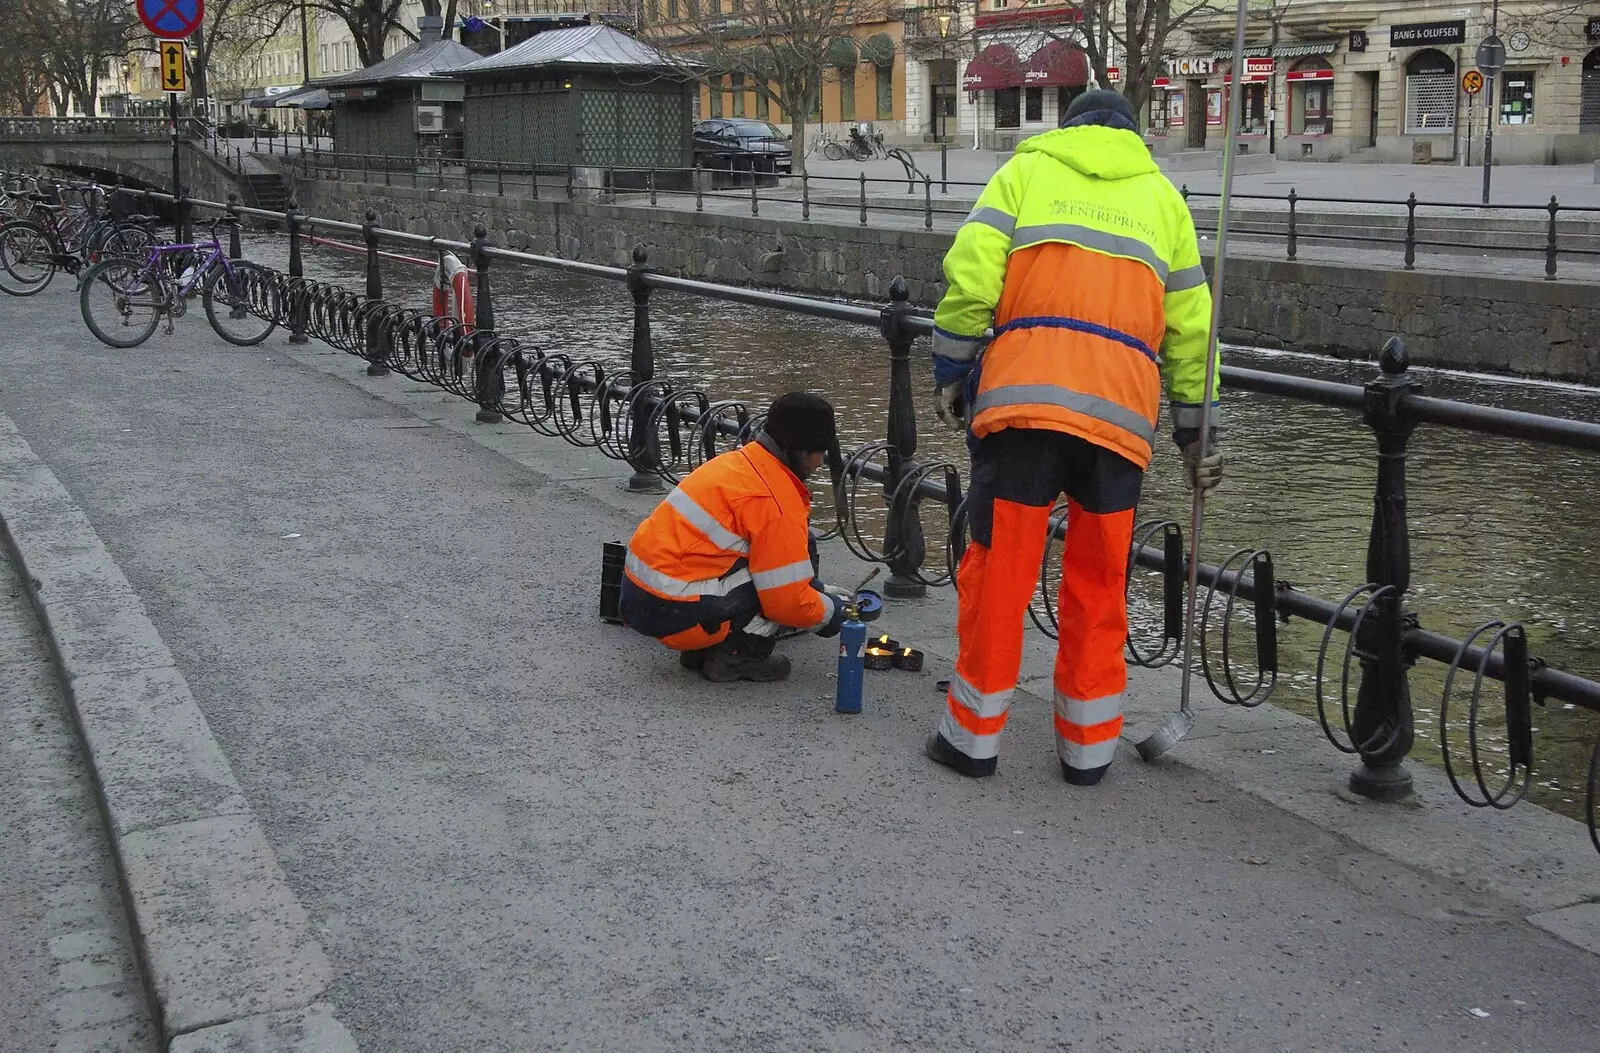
[619, 392, 851, 683]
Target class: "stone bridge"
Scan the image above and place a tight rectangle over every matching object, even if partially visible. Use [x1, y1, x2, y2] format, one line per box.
[0, 116, 241, 202]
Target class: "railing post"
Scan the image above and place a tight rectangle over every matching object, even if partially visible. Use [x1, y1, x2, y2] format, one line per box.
[801, 171, 810, 220]
[497, 161, 504, 196]
[1545, 195, 1559, 280]
[286, 195, 308, 345]
[1286, 187, 1298, 260]
[859, 172, 868, 226]
[879, 276, 926, 599]
[751, 173, 759, 216]
[225, 191, 242, 259]
[465, 160, 473, 194]
[567, 164, 575, 201]
[625, 244, 661, 493]
[1403, 192, 1417, 270]
[923, 174, 932, 230]
[176, 185, 191, 244]
[1348, 336, 1420, 801]
[648, 166, 656, 206]
[1180, 183, 1189, 203]
[361, 153, 367, 183]
[940, 139, 947, 194]
[694, 163, 703, 211]
[471, 224, 503, 424]
[363, 209, 389, 377]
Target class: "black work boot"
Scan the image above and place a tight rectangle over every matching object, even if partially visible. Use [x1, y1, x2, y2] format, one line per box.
[701, 635, 791, 683]
[679, 649, 709, 672]
[1060, 761, 1110, 786]
[924, 733, 997, 778]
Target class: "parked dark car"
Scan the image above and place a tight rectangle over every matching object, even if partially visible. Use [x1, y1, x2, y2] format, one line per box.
[693, 119, 793, 174]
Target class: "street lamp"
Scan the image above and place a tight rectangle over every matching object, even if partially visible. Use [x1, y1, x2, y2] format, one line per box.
[937, 9, 953, 193]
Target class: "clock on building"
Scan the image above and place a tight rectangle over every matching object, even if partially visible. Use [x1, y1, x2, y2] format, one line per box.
[1508, 29, 1530, 52]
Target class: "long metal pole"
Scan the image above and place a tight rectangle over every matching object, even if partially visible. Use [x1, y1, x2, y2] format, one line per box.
[1482, 0, 1498, 204]
[1137, 0, 1250, 762]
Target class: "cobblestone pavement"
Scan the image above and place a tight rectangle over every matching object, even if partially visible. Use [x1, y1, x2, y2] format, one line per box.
[0, 547, 157, 1052]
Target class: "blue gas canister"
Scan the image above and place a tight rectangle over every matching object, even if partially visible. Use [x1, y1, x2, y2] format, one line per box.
[834, 617, 867, 714]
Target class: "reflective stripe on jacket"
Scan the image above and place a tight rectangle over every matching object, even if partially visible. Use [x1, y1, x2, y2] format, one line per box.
[933, 124, 1218, 468]
[625, 438, 833, 632]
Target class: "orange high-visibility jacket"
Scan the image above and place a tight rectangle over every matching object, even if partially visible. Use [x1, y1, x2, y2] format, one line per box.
[625, 439, 832, 634]
[932, 125, 1218, 469]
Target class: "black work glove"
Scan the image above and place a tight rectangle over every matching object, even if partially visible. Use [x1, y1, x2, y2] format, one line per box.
[815, 592, 849, 638]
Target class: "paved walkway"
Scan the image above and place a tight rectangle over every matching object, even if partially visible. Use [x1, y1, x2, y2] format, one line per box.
[0, 548, 156, 1050]
[806, 149, 1600, 208]
[1, 283, 1598, 1050]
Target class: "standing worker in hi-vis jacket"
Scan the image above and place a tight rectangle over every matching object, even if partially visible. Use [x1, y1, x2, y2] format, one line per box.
[924, 90, 1223, 785]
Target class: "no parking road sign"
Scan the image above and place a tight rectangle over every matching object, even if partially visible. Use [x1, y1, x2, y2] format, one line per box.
[1463, 69, 1484, 95]
[137, 0, 204, 40]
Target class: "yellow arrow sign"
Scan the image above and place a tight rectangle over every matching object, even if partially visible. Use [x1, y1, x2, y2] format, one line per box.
[159, 40, 187, 93]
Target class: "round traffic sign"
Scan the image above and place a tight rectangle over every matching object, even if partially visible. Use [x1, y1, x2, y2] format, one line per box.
[137, 0, 204, 40]
[1476, 35, 1506, 76]
[1463, 70, 1484, 95]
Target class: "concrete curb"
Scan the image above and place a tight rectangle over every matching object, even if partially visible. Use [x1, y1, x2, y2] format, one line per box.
[0, 415, 357, 1053]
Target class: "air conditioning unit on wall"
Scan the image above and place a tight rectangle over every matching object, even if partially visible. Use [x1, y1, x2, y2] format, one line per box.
[416, 105, 444, 134]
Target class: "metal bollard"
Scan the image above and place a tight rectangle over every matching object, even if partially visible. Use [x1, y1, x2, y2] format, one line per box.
[625, 244, 660, 492]
[1286, 187, 1298, 261]
[801, 172, 810, 220]
[497, 161, 504, 196]
[285, 196, 308, 345]
[471, 224, 502, 424]
[859, 172, 868, 226]
[879, 276, 926, 599]
[751, 173, 759, 217]
[1403, 192, 1417, 270]
[694, 163, 703, 212]
[923, 175, 932, 230]
[1546, 196, 1559, 280]
[1180, 183, 1189, 203]
[363, 209, 389, 377]
[940, 140, 947, 194]
[1347, 337, 1420, 801]
[648, 167, 656, 207]
[176, 185, 192, 244]
[225, 191, 241, 259]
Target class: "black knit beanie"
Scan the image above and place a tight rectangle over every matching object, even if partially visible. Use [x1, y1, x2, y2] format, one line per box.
[764, 392, 838, 455]
[1063, 88, 1139, 130]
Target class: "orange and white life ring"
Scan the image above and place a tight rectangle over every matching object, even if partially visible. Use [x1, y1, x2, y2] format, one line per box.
[431, 252, 475, 328]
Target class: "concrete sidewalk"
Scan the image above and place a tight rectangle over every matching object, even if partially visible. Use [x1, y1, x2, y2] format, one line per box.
[1, 282, 1598, 1051]
[807, 149, 1600, 207]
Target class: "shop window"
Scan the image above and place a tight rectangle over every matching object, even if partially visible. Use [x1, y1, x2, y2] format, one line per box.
[1404, 48, 1456, 133]
[731, 73, 745, 117]
[1499, 71, 1533, 125]
[1289, 57, 1333, 134]
[876, 65, 893, 119]
[840, 66, 856, 122]
[1583, 50, 1600, 134]
[1024, 86, 1043, 122]
[995, 86, 1021, 128]
[709, 74, 723, 117]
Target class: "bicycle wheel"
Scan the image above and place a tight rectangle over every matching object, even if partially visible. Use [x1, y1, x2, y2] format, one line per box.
[79, 259, 163, 348]
[203, 260, 279, 346]
[848, 141, 871, 162]
[0, 222, 57, 296]
[102, 224, 155, 262]
[823, 141, 846, 161]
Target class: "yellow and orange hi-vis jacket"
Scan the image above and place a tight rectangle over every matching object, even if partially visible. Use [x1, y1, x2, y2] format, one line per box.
[932, 124, 1219, 469]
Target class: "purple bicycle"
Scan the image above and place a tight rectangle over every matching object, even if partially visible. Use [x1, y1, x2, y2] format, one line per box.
[78, 217, 280, 348]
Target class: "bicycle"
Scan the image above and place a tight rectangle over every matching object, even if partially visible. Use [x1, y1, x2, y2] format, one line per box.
[0, 184, 156, 296]
[77, 218, 280, 349]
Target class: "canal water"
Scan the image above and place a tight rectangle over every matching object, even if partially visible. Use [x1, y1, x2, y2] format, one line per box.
[252, 233, 1600, 820]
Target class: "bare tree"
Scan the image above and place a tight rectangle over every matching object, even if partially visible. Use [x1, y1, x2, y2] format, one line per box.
[0, 0, 51, 114]
[637, 0, 890, 175]
[259, 0, 413, 67]
[15, 0, 139, 115]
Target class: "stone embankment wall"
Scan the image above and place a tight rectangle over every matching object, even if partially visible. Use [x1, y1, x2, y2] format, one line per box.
[299, 181, 1600, 385]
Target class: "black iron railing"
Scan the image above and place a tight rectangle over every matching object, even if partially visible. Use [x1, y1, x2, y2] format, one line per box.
[45, 180, 1600, 856]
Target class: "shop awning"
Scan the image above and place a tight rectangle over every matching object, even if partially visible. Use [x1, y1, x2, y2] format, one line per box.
[1213, 39, 1340, 60]
[248, 86, 332, 110]
[1023, 39, 1089, 88]
[963, 44, 1022, 91]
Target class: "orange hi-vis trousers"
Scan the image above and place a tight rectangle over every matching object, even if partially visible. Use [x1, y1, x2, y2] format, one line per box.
[937, 429, 1142, 776]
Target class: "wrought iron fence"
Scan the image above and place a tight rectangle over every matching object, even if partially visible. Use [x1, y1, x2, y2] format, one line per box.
[50, 181, 1600, 857]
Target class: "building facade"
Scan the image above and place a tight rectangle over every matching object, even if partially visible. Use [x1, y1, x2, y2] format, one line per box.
[1158, 0, 1600, 164]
